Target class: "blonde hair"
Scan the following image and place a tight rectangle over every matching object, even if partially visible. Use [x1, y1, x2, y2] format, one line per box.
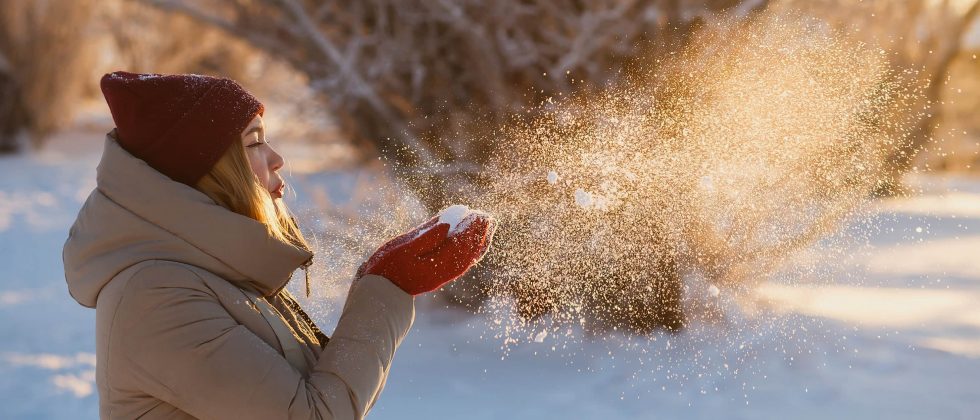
[195, 140, 311, 253]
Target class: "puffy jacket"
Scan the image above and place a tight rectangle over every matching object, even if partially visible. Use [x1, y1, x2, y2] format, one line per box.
[63, 131, 414, 419]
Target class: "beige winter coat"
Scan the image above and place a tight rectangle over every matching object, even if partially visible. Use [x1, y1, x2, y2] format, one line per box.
[63, 132, 415, 419]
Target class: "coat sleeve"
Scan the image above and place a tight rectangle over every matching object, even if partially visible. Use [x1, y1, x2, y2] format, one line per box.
[112, 262, 414, 420]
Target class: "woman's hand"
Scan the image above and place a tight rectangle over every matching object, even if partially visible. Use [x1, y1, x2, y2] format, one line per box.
[357, 212, 495, 295]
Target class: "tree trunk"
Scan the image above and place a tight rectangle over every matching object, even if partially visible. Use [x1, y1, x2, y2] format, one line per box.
[875, 0, 980, 196]
[0, 71, 26, 154]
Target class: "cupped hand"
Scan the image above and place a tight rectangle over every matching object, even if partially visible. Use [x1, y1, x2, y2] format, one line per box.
[358, 213, 495, 295]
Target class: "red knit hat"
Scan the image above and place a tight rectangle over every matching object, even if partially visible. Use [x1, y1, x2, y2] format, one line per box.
[100, 71, 264, 186]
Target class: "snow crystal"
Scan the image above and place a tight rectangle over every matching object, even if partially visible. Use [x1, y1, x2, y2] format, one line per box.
[700, 175, 714, 190]
[574, 189, 593, 208]
[547, 171, 559, 185]
[708, 284, 721, 297]
[533, 329, 548, 343]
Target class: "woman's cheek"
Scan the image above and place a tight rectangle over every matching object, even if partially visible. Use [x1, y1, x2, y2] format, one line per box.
[245, 151, 267, 184]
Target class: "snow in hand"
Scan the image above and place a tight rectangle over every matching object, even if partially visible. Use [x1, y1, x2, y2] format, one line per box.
[419, 204, 492, 237]
[437, 204, 470, 234]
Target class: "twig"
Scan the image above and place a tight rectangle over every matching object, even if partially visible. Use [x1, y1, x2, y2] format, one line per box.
[273, 0, 437, 164]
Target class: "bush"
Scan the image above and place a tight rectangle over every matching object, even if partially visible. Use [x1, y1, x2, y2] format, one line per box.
[0, 0, 98, 152]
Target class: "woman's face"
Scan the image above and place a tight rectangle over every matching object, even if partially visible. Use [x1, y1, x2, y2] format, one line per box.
[240, 115, 285, 199]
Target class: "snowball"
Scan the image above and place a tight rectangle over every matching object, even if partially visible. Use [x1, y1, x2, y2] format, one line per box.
[533, 329, 548, 343]
[438, 204, 470, 232]
[574, 189, 593, 208]
[708, 284, 720, 297]
[415, 204, 494, 237]
[546, 171, 558, 185]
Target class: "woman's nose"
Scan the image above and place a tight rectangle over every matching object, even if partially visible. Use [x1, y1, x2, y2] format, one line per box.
[269, 148, 284, 172]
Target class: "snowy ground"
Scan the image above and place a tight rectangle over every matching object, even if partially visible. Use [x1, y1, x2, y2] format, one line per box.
[1, 125, 978, 419]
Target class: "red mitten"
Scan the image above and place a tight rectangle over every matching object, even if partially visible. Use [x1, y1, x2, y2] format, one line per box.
[358, 213, 495, 295]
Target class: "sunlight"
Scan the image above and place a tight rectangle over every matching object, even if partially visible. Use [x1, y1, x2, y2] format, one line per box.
[758, 284, 980, 357]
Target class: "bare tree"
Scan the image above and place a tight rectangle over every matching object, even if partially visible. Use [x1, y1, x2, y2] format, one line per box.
[0, 0, 307, 153]
[778, 0, 980, 194]
[0, 0, 98, 152]
[103, 1, 258, 82]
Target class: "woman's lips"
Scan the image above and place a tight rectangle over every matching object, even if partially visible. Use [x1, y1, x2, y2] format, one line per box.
[272, 183, 284, 198]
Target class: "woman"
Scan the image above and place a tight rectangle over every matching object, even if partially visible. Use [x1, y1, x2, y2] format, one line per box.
[63, 71, 494, 419]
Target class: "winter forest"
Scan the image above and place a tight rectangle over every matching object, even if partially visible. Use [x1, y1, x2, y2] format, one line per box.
[2, 0, 980, 418]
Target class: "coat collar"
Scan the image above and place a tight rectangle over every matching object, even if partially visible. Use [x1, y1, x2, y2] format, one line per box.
[64, 131, 312, 306]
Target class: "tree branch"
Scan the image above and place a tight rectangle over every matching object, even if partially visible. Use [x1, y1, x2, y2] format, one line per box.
[273, 0, 437, 164]
[144, 0, 287, 58]
[0, 49, 10, 74]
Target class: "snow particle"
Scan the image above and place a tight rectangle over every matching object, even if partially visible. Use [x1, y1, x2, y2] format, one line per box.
[574, 188, 594, 208]
[547, 171, 559, 185]
[700, 175, 714, 190]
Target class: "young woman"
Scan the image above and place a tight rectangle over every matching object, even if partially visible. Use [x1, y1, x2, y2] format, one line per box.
[63, 71, 494, 419]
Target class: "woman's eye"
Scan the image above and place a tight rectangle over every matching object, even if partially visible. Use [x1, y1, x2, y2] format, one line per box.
[247, 142, 263, 148]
